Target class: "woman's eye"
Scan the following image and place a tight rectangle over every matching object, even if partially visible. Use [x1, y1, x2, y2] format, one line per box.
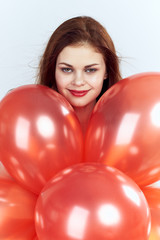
[61, 68, 73, 73]
[85, 68, 97, 73]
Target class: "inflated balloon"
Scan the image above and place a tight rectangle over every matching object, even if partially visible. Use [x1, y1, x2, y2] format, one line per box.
[0, 179, 37, 239]
[32, 236, 38, 240]
[149, 180, 160, 188]
[0, 85, 83, 194]
[35, 163, 151, 240]
[0, 160, 13, 180]
[143, 187, 160, 239]
[85, 72, 160, 187]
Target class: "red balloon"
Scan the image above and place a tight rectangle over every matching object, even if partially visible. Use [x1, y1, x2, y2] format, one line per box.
[35, 163, 151, 240]
[0, 161, 13, 180]
[0, 85, 83, 194]
[85, 72, 160, 187]
[32, 236, 38, 240]
[0, 179, 37, 239]
[142, 187, 160, 239]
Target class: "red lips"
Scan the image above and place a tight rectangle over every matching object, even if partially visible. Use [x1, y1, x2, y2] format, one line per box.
[69, 90, 90, 97]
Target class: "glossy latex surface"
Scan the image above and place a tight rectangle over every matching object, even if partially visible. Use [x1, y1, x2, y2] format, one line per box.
[143, 187, 160, 240]
[0, 178, 37, 239]
[35, 163, 150, 240]
[85, 73, 160, 187]
[0, 160, 13, 180]
[0, 85, 83, 194]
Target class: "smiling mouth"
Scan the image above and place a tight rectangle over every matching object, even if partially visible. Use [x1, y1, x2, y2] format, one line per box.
[68, 89, 90, 97]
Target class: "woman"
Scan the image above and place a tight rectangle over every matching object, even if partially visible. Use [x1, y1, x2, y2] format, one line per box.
[37, 16, 122, 135]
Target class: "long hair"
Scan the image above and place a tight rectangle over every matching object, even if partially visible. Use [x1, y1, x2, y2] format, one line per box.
[37, 16, 122, 99]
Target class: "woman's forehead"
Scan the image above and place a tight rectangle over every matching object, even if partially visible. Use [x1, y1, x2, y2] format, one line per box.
[57, 44, 104, 65]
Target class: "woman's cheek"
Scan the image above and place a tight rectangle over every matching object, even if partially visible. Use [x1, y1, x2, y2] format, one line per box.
[88, 74, 103, 87]
[56, 74, 68, 88]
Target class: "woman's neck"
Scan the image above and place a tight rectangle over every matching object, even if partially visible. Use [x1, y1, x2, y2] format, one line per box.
[73, 101, 96, 137]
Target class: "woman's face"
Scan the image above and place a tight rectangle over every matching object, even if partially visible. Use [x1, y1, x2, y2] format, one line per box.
[55, 44, 106, 109]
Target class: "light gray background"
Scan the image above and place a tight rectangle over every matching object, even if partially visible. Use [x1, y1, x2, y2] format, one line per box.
[0, 0, 160, 100]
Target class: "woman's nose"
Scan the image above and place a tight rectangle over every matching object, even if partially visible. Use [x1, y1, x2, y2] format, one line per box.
[72, 72, 85, 86]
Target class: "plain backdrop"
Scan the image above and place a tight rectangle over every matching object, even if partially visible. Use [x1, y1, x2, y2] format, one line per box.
[0, 0, 160, 100]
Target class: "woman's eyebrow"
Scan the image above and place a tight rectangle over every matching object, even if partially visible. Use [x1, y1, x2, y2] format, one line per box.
[84, 64, 99, 68]
[58, 63, 100, 68]
[58, 62, 72, 67]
